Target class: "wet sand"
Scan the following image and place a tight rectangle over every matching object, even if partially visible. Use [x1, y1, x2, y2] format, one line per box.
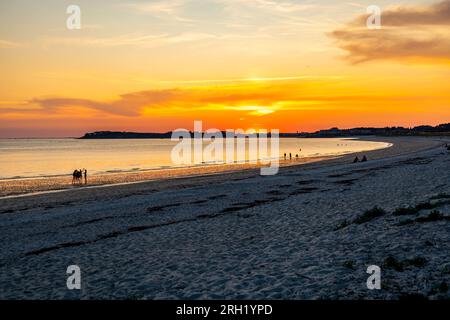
[0, 156, 336, 198]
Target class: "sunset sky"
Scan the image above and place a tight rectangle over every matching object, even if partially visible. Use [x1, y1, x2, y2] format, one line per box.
[1, 0, 450, 137]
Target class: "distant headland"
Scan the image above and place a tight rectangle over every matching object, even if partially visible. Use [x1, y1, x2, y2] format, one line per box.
[79, 123, 450, 139]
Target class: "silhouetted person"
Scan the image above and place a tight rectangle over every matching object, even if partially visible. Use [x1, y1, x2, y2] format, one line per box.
[83, 169, 87, 184]
[284, 153, 287, 160]
[72, 169, 82, 185]
[72, 170, 78, 185]
[353, 156, 359, 163]
[361, 155, 368, 162]
[289, 153, 292, 160]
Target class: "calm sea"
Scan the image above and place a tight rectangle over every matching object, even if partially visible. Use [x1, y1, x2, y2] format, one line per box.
[0, 138, 391, 180]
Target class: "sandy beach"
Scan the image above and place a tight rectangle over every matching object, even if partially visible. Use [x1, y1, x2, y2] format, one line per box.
[0, 136, 449, 299]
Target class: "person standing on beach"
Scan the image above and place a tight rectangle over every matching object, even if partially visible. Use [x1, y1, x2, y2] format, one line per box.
[289, 153, 292, 160]
[83, 169, 87, 184]
[72, 169, 78, 185]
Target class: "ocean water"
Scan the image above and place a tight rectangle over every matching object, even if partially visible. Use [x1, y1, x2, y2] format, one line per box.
[0, 138, 391, 180]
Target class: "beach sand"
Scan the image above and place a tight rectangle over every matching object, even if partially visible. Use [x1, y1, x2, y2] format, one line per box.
[0, 136, 449, 299]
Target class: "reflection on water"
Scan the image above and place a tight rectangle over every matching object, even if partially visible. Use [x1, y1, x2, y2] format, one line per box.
[0, 138, 391, 180]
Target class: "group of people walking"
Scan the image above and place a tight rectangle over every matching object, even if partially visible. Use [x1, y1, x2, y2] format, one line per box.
[72, 169, 87, 185]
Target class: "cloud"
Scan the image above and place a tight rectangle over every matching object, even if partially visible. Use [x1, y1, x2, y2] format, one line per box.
[20, 76, 424, 118]
[30, 89, 180, 117]
[124, 0, 332, 40]
[40, 31, 220, 48]
[27, 85, 287, 117]
[160, 75, 344, 85]
[330, 0, 450, 63]
[124, 0, 194, 23]
[230, 0, 316, 13]
[221, 0, 331, 31]
[127, 0, 184, 14]
[0, 39, 22, 48]
[354, 0, 450, 26]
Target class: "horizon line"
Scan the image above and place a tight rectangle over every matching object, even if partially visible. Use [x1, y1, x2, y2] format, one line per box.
[2, 122, 449, 139]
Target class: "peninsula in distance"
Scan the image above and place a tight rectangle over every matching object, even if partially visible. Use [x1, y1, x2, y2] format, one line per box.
[80, 123, 450, 139]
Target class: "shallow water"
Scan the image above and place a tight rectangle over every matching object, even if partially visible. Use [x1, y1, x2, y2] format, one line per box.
[0, 138, 390, 180]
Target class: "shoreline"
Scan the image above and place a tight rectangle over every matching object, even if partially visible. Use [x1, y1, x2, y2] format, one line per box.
[0, 137, 392, 198]
[0, 155, 337, 199]
[0, 136, 443, 206]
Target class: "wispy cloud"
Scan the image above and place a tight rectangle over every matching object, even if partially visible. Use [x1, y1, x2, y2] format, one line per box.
[127, 0, 185, 14]
[30, 89, 180, 116]
[0, 39, 22, 48]
[40, 32, 220, 48]
[124, 0, 334, 38]
[160, 75, 344, 85]
[221, 0, 333, 30]
[330, 0, 450, 64]
[230, 0, 316, 13]
[123, 0, 194, 22]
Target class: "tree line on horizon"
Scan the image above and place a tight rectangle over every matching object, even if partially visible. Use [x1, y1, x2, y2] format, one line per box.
[79, 123, 450, 139]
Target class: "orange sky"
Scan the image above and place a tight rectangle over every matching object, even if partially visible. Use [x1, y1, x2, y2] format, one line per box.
[1, 0, 450, 137]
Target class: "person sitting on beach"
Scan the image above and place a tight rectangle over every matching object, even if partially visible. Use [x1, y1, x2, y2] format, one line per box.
[361, 155, 368, 162]
[353, 156, 359, 163]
